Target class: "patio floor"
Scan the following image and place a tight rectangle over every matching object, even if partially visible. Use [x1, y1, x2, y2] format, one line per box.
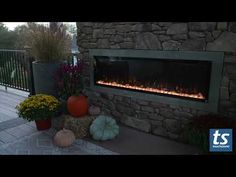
[0, 87, 28, 123]
[0, 88, 201, 155]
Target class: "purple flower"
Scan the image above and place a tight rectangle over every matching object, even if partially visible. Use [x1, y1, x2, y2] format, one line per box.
[55, 62, 84, 99]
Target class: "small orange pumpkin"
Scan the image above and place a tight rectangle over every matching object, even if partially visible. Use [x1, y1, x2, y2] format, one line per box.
[67, 95, 88, 117]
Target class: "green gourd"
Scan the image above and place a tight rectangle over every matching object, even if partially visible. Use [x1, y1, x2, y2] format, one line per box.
[90, 115, 119, 141]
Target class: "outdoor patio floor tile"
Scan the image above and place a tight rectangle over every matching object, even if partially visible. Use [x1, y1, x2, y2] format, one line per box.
[0, 131, 17, 143]
[0, 128, 117, 155]
[5, 124, 36, 138]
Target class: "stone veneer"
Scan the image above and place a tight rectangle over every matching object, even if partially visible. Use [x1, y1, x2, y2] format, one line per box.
[76, 22, 236, 140]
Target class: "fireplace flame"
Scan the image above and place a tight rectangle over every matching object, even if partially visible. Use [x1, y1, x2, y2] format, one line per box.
[97, 80, 205, 100]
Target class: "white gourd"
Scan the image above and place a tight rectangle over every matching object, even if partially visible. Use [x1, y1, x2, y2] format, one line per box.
[54, 128, 76, 147]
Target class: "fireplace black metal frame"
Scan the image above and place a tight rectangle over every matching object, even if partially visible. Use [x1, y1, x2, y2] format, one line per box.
[89, 49, 224, 113]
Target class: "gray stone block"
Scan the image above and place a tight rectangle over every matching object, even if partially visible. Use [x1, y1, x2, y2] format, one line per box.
[135, 32, 161, 50]
[206, 32, 236, 52]
[113, 35, 123, 43]
[120, 42, 133, 49]
[158, 22, 172, 27]
[160, 109, 174, 118]
[205, 32, 214, 42]
[141, 106, 154, 113]
[163, 119, 181, 134]
[116, 25, 132, 33]
[224, 56, 236, 64]
[155, 108, 160, 114]
[228, 112, 236, 119]
[148, 114, 164, 121]
[230, 93, 236, 102]
[110, 44, 120, 49]
[219, 100, 233, 108]
[137, 112, 149, 119]
[220, 87, 230, 100]
[114, 95, 123, 102]
[173, 110, 193, 119]
[188, 22, 216, 31]
[136, 100, 149, 106]
[172, 34, 188, 40]
[111, 110, 122, 119]
[130, 102, 140, 110]
[158, 35, 171, 42]
[180, 39, 205, 51]
[132, 24, 144, 32]
[230, 81, 236, 93]
[167, 23, 188, 35]
[189, 31, 205, 38]
[152, 24, 162, 31]
[162, 40, 181, 50]
[81, 27, 92, 34]
[104, 29, 116, 35]
[100, 93, 114, 100]
[120, 116, 151, 133]
[229, 22, 236, 33]
[228, 73, 236, 80]
[226, 64, 236, 74]
[97, 39, 110, 48]
[212, 31, 222, 39]
[221, 76, 229, 87]
[154, 31, 166, 35]
[107, 101, 116, 110]
[167, 132, 179, 140]
[152, 127, 168, 137]
[217, 22, 228, 31]
[181, 107, 191, 113]
[150, 120, 163, 127]
[116, 105, 135, 116]
[124, 37, 133, 42]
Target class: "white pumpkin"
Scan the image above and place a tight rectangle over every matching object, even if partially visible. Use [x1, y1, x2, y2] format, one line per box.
[54, 128, 75, 147]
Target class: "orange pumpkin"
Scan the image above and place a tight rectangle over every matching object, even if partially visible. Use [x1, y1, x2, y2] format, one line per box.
[67, 95, 88, 117]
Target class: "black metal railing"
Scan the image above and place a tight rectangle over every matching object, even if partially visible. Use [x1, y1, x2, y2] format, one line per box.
[0, 49, 80, 95]
[0, 49, 32, 92]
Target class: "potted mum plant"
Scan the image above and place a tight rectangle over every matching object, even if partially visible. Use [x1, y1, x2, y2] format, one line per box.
[55, 61, 88, 118]
[26, 23, 71, 96]
[16, 94, 60, 130]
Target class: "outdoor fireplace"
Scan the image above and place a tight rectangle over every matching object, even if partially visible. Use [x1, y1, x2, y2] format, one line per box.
[90, 49, 224, 112]
[94, 57, 211, 102]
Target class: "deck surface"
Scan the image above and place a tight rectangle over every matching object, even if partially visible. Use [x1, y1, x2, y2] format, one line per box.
[0, 87, 28, 123]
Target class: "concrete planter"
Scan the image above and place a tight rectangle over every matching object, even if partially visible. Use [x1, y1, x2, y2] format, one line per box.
[32, 61, 60, 97]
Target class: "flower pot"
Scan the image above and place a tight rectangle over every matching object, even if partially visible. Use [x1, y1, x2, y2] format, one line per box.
[67, 95, 88, 117]
[35, 119, 51, 130]
[32, 61, 60, 97]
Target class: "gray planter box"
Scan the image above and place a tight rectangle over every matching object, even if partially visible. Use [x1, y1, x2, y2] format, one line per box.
[32, 61, 60, 97]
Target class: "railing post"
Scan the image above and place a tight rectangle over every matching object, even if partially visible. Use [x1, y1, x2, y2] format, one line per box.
[24, 46, 35, 97]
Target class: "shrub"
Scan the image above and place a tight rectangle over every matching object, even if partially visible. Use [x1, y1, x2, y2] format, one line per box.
[16, 94, 60, 121]
[55, 62, 83, 100]
[184, 114, 236, 153]
[26, 23, 71, 63]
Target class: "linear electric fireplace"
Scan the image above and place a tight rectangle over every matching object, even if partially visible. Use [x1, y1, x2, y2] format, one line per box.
[89, 49, 224, 112]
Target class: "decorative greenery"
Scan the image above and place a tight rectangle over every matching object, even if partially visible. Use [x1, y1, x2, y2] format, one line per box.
[0, 23, 17, 49]
[55, 62, 83, 100]
[26, 23, 71, 63]
[183, 114, 236, 153]
[16, 94, 60, 121]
